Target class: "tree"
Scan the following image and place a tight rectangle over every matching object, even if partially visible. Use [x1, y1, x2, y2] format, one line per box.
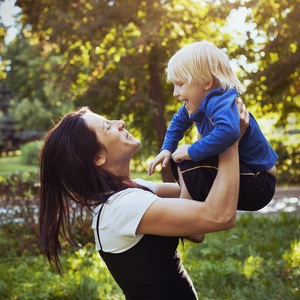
[233, 0, 300, 126]
[14, 0, 237, 181]
[4, 36, 74, 133]
[229, 0, 300, 183]
[0, 85, 16, 153]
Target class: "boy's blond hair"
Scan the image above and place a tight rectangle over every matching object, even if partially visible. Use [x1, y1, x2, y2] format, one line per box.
[167, 41, 246, 94]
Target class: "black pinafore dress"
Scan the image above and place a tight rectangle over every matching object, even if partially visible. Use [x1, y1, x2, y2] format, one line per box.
[96, 205, 198, 300]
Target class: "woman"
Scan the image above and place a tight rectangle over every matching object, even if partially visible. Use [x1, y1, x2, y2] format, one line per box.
[39, 100, 248, 299]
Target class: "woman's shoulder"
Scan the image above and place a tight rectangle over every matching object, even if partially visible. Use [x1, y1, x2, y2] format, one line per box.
[132, 178, 156, 193]
[109, 185, 157, 207]
[92, 186, 159, 243]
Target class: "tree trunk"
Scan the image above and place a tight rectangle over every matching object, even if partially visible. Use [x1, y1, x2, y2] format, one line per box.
[148, 48, 174, 182]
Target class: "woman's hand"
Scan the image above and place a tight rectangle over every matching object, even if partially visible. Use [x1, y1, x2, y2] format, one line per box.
[172, 144, 191, 163]
[236, 97, 249, 140]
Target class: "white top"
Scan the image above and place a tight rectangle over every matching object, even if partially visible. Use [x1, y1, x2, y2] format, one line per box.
[92, 179, 158, 253]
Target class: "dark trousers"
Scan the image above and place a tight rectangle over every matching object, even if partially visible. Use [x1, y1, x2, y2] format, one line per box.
[170, 155, 276, 211]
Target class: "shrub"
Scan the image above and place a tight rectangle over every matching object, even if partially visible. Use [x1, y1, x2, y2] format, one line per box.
[20, 141, 43, 165]
[270, 138, 300, 185]
[0, 171, 94, 257]
[0, 172, 39, 225]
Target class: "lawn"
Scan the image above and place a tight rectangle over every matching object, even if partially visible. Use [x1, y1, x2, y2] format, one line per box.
[0, 156, 38, 175]
[0, 213, 299, 299]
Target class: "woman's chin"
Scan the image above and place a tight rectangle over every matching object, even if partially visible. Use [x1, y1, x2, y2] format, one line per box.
[136, 140, 141, 149]
[132, 139, 141, 152]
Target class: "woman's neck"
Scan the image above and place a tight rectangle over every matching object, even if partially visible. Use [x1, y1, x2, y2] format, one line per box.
[104, 160, 131, 179]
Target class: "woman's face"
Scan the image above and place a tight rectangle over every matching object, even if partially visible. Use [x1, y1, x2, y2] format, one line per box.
[82, 110, 141, 165]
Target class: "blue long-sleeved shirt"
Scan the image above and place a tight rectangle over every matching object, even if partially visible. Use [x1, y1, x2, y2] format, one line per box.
[162, 87, 278, 172]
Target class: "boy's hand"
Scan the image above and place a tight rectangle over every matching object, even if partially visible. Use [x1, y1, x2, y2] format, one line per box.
[148, 150, 172, 175]
[172, 144, 191, 163]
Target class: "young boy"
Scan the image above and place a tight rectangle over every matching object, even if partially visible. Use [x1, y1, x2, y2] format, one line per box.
[148, 41, 278, 211]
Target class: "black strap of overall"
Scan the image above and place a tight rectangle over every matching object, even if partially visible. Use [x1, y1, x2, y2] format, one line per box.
[96, 204, 105, 251]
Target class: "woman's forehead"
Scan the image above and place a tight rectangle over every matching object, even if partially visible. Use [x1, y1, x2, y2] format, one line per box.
[83, 111, 107, 127]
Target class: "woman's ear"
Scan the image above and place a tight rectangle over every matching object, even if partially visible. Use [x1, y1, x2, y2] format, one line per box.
[95, 155, 106, 166]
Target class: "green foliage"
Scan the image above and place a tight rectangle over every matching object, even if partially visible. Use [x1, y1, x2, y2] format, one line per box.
[0, 243, 124, 299]
[0, 213, 299, 299]
[271, 138, 300, 184]
[235, 0, 300, 125]
[20, 141, 43, 165]
[3, 37, 74, 133]
[0, 171, 39, 229]
[0, 171, 39, 203]
[181, 212, 300, 299]
[283, 239, 300, 274]
[9, 0, 238, 179]
[1, 0, 299, 183]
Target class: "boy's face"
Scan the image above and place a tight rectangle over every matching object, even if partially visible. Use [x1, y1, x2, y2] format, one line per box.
[173, 80, 210, 115]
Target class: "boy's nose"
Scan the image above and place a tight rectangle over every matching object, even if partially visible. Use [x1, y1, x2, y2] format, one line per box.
[173, 88, 179, 97]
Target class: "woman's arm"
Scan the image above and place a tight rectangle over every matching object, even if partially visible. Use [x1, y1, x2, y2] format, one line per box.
[136, 142, 239, 236]
[154, 182, 180, 198]
[184, 233, 205, 243]
[154, 182, 206, 243]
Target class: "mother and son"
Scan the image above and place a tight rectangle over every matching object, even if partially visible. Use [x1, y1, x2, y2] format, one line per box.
[39, 41, 277, 299]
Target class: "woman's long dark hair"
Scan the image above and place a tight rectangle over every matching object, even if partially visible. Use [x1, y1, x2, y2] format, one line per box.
[39, 107, 143, 274]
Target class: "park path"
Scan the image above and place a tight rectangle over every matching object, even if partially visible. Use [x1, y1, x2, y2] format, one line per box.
[237, 186, 300, 217]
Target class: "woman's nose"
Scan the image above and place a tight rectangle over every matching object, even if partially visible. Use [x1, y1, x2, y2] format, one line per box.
[117, 120, 125, 130]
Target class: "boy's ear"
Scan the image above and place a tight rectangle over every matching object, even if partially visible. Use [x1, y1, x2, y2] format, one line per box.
[204, 78, 214, 90]
[95, 155, 106, 166]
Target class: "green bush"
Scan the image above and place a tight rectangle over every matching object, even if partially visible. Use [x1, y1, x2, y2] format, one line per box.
[20, 141, 43, 165]
[270, 138, 300, 185]
[0, 172, 39, 226]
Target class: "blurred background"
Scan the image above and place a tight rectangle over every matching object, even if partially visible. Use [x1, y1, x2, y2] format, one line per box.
[0, 0, 299, 183]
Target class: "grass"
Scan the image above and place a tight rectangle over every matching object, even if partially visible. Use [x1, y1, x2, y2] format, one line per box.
[0, 213, 299, 299]
[182, 212, 300, 299]
[0, 156, 38, 175]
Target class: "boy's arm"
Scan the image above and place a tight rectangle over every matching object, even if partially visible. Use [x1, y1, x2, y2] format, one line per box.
[188, 90, 241, 162]
[148, 105, 193, 175]
[161, 104, 194, 152]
